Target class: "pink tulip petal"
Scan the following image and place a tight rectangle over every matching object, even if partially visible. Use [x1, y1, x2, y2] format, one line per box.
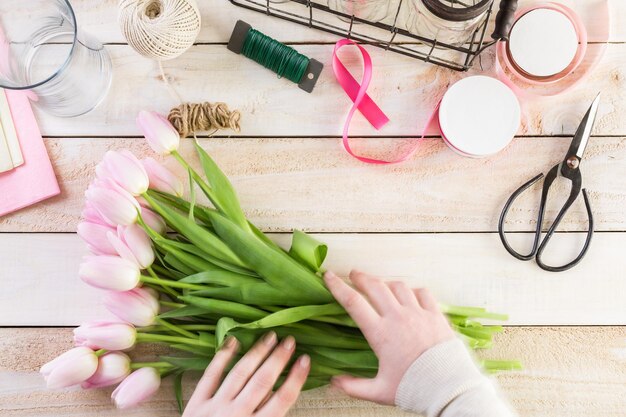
[142, 157, 184, 197]
[112, 367, 161, 409]
[99, 150, 149, 196]
[73, 321, 136, 351]
[85, 179, 140, 226]
[103, 288, 159, 327]
[136, 111, 180, 155]
[82, 202, 115, 227]
[140, 207, 166, 235]
[82, 352, 131, 389]
[121, 225, 154, 269]
[77, 222, 118, 256]
[40, 347, 98, 389]
[107, 231, 140, 267]
[79, 255, 140, 291]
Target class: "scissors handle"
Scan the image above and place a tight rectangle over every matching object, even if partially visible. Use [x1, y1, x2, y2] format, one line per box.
[498, 173, 545, 261]
[498, 164, 594, 272]
[536, 188, 593, 272]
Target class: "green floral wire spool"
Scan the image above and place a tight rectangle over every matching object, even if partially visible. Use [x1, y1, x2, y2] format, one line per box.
[241, 29, 309, 84]
[227, 20, 323, 93]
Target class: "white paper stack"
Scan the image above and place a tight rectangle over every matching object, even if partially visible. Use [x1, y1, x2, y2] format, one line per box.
[0, 88, 23, 173]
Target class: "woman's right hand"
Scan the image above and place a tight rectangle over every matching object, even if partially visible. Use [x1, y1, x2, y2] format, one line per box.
[324, 270, 455, 405]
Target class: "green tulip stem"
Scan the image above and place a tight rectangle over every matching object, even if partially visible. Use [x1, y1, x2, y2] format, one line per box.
[140, 275, 205, 291]
[171, 151, 216, 207]
[159, 300, 186, 308]
[155, 317, 197, 339]
[94, 349, 107, 358]
[130, 361, 174, 370]
[146, 266, 179, 298]
[177, 324, 216, 331]
[136, 332, 214, 348]
[140, 324, 216, 333]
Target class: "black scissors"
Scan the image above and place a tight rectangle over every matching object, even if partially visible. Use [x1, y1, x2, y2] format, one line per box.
[498, 94, 600, 272]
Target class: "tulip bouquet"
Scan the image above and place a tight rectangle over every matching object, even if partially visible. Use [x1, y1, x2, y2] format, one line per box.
[41, 111, 520, 411]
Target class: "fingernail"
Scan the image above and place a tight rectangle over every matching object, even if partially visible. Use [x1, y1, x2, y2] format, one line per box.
[263, 331, 277, 346]
[324, 271, 337, 280]
[282, 335, 295, 351]
[298, 354, 310, 368]
[224, 336, 238, 349]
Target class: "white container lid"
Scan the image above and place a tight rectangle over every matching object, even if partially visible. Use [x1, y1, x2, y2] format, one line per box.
[508, 8, 578, 78]
[439, 75, 520, 157]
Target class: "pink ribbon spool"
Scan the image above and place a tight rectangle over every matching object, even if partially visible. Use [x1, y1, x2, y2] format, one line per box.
[495, 1, 609, 97]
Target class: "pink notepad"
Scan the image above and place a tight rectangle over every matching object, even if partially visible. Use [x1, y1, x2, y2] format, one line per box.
[0, 90, 60, 216]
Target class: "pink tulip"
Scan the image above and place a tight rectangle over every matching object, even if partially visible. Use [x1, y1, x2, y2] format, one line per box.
[96, 150, 149, 196]
[40, 347, 98, 389]
[77, 221, 118, 255]
[82, 352, 131, 389]
[85, 179, 141, 226]
[112, 367, 161, 409]
[79, 255, 140, 291]
[142, 157, 183, 197]
[82, 201, 114, 227]
[135, 195, 150, 207]
[103, 287, 159, 327]
[141, 206, 166, 235]
[74, 321, 136, 351]
[108, 224, 155, 269]
[136, 111, 180, 155]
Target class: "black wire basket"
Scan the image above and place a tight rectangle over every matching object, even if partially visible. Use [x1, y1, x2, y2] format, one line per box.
[226, 0, 516, 71]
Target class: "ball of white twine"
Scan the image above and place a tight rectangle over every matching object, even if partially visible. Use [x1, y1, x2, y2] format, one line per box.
[118, 0, 201, 61]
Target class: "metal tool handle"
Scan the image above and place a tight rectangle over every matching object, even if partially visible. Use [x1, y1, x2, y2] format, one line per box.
[499, 164, 593, 272]
[498, 173, 546, 261]
[491, 0, 518, 41]
[535, 189, 594, 272]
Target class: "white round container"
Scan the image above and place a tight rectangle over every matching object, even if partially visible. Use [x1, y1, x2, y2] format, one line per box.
[438, 76, 520, 158]
[508, 8, 579, 78]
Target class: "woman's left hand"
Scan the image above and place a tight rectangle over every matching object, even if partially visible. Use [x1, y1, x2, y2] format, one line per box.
[182, 332, 310, 417]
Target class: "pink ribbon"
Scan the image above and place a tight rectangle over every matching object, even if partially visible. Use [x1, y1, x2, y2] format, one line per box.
[332, 39, 439, 165]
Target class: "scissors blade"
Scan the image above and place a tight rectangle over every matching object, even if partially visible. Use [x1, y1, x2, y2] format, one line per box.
[566, 93, 601, 161]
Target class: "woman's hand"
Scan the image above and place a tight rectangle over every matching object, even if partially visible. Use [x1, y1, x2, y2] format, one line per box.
[324, 270, 455, 405]
[182, 332, 310, 417]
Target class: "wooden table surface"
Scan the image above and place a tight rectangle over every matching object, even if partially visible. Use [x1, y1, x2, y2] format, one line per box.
[1, 0, 625, 415]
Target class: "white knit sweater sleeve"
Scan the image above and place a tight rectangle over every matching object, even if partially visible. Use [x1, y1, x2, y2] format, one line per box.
[394, 339, 516, 417]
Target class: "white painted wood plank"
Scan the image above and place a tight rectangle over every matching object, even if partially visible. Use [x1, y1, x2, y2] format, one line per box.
[32, 44, 626, 137]
[1, 136, 623, 233]
[1, 327, 625, 417]
[69, 0, 626, 43]
[0, 233, 624, 326]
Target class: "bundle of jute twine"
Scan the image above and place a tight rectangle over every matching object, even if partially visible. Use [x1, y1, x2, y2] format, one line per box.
[119, 0, 241, 136]
[168, 102, 241, 137]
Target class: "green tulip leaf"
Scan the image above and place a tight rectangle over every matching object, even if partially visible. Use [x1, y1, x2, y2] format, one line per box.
[170, 344, 215, 357]
[174, 372, 184, 414]
[161, 356, 212, 371]
[289, 230, 328, 273]
[216, 317, 240, 347]
[158, 305, 209, 319]
[189, 283, 313, 306]
[193, 141, 251, 232]
[206, 210, 332, 304]
[187, 168, 196, 222]
[180, 270, 259, 287]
